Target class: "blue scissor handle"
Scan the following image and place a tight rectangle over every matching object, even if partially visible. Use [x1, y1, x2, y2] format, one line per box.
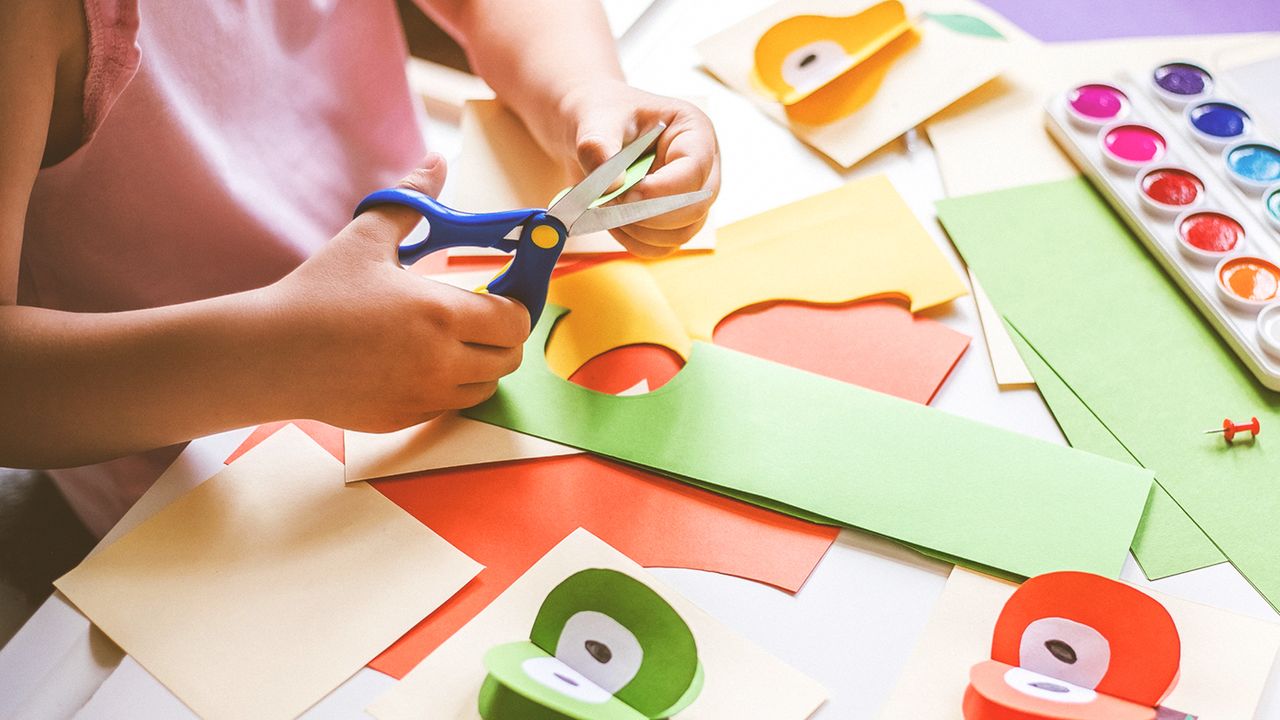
[354, 188, 567, 325]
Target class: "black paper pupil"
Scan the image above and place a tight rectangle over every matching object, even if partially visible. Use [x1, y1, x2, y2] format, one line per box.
[799, 53, 818, 68]
[1030, 681, 1070, 693]
[585, 639, 612, 663]
[1045, 639, 1078, 664]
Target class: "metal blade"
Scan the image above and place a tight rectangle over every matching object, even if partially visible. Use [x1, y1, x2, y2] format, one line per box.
[568, 189, 712, 236]
[547, 123, 666, 229]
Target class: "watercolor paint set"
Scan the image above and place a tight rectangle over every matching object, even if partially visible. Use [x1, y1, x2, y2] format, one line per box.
[1045, 60, 1280, 390]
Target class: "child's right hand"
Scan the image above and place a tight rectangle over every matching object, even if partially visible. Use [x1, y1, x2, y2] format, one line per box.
[264, 153, 531, 433]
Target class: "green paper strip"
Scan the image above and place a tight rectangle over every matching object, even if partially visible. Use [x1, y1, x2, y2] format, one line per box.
[924, 12, 1005, 40]
[1003, 320, 1226, 578]
[465, 306, 1154, 580]
[549, 153, 657, 208]
[937, 178, 1280, 607]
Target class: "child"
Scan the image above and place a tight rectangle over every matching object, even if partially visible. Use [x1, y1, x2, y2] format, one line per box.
[0, 0, 720, 535]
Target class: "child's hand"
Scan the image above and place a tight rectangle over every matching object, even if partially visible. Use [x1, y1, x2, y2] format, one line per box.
[266, 154, 530, 433]
[551, 81, 721, 258]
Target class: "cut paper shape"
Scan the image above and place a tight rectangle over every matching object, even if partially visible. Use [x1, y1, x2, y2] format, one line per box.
[753, 1, 912, 105]
[1004, 322, 1225, 579]
[366, 454, 839, 679]
[366, 529, 828, 720]
[570, 345, 685, 395]
[697, 0, 1011, 167]
[968, 270, 1035, 388]
[464, 305, 1155, 580]
[936, 178, 1280, 606]
[479, 569, 703, 719]
[544, 175, 969, 378]
[54, 426, 481, 720]
[878, 568, 1280, 720]
[923, 12, 1004, 39]
[225, 418, 344, 464]
[964, 572, 1182, 720]
[447, 100, 715, 256]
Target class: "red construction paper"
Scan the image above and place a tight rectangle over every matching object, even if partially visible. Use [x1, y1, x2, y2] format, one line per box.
[225, 420, 344, 464]
[366, 453, 840, 678]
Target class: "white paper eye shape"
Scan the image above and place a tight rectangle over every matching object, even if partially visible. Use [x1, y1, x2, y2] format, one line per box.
[1018, 617, 1111, 690]
[780, 40, 850, 97]
[521, 656, 613, 704]
[555, 610, 644, 695]
[1002, 666, 1098, 704]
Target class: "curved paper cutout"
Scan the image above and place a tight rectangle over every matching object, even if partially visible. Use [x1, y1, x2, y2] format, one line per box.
[924, 11, 1005, 39]
[784, 28, 920, 126]
[752, 0, 915, 106]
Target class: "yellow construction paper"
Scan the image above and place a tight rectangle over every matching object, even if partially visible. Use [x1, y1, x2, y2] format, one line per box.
[544, 174, 968, 378]
[751, 0, 916, 107]
[697, 0, 1012, 167]
[448, 100, 716, 257]
[877, 568, 1280, 719]
[55, 426, 482, 720]
[367, 529, 827, 720]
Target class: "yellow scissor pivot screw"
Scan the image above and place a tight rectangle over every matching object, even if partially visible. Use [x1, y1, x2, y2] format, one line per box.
[531, 224, 562, 249]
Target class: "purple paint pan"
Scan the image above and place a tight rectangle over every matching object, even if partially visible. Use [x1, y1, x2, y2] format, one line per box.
[1152, 61, 1214, 107]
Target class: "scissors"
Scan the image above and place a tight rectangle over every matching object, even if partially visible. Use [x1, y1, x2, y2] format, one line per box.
[354, 123, 711, 324]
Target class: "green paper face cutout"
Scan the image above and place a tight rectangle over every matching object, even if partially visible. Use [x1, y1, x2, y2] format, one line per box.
[478, 569, 703, 720]
[549, 154, 657, 208]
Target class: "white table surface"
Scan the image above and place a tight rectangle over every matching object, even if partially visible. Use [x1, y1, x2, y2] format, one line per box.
[3, 1, 1279, 717]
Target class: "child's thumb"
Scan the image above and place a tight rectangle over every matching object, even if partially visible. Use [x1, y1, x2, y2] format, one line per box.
[395, 153, 448, 198]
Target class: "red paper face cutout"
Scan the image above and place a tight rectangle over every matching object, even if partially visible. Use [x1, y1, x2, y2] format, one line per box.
[963, 572, 1181, 720]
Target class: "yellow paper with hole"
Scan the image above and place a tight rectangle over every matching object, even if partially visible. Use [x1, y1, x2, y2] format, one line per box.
[543, 174, 967, 378]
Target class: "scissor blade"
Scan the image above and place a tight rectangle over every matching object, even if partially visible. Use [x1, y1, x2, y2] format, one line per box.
[568, 189, 712, 236]
[547, 123, 666, 228]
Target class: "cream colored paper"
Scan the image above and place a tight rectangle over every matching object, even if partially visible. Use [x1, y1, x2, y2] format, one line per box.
[697, 0, 1012, 168]
[368, 529, 827, 720]
[447, 100, 716, 256]
[968, 269, 1034, 388]
[55, 426, 482, 720]
[925, 32, 1280, 197]
[878, 568, 1280, 719]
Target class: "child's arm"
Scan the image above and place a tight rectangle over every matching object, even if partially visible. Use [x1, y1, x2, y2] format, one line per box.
[418, 0, 720, 258]
[0, 2, 528, 469]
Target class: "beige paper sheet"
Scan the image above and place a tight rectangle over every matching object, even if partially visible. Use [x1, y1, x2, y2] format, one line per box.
[696, 0, 1013, 168]
[924, 32, 1280, 197]
[368, 528, 827, 720]
[447, 100, 716, 256]
[968, 269, 1035, 388]
[55, 426, 482, 720]
[877, 568, 1280, 720]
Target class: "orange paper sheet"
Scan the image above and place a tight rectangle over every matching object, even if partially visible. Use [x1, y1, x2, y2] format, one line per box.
[366, 454, 840, 679]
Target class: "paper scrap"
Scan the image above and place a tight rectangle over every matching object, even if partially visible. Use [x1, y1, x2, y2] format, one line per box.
[54, 426, 482, 720]
[967, 269, 1034, 388]
[877, 567, 1280, 719]
[937, 178, 1280, 606]
[1005, 322, 1226, 579]
[465, 304, 1154, 580]
[697, 0, 1011, 167]
[925, 34, 1280, 197]
[544, 174, 969, 378]
[366, 453, 839, 679]
[447, 100, 715, 256]
[367, 529, 828, 720]
[225, 419, 343, 464]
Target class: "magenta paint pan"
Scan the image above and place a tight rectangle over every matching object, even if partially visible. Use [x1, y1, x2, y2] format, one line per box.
[1065, 83, 1130, 129]
[1151, 61, 1214, 108]
[1100, 123, 1167, 172]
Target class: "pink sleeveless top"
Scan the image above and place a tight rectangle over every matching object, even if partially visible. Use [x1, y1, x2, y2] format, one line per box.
[23, 0, 430, 536]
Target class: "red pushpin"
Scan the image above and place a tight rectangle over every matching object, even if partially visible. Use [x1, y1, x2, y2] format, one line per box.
[1204, 416, 1260, 443]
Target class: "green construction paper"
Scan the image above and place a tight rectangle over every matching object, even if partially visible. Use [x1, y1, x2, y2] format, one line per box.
[480, 641, 642, 720]
[924, 12, 1005, 39]
[465, 306, 1154, 580]
[1003, 320, 1226, 578]
[936, 178, 1280, 609]
[550, 154, 657, 208]
[530, 569, 700, 717]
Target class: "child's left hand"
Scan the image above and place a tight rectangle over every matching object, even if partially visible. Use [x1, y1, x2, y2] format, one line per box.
[543, 81, 720, 258]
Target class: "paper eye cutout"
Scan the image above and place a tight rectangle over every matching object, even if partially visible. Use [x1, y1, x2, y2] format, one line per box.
[1001, 666, 1098, 704]
[554, 610, 645, 695]
[1018, 617, 1111, 690]
[780, 40, 852, 97]
[520, 655, 613, 704]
